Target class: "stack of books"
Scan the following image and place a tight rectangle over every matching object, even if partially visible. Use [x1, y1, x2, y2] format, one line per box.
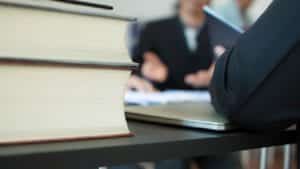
[0, 0, 136, 144]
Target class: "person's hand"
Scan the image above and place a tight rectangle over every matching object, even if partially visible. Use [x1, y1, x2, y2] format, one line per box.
[141, 52, 168, 83]
[184, 64, 215, 87]
[127, 75, 158, 93]
[184, 45, 224, 88]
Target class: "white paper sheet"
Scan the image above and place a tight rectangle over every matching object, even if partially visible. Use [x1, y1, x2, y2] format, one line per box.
[125, 90, 211, 106]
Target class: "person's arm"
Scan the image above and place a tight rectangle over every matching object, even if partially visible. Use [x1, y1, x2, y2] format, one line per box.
[210, 0, 300, 130]
[131, 24, 156, 63]
[131, 23, 170, 90]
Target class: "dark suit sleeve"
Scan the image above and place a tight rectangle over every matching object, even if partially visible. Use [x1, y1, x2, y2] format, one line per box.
[131, 24, 156, 63]
[210, 0, 300, 131]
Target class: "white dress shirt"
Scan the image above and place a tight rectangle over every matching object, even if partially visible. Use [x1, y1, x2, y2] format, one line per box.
[184, 27, 199, 52]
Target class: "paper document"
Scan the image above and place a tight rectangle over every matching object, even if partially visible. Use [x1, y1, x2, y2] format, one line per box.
[125, 90, 211, 106]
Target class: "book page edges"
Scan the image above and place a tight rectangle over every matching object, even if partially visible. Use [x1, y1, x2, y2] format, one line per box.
[0, 132, 134, 145]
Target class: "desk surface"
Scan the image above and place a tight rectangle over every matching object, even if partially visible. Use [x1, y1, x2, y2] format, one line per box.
[0, 120, 297, 169]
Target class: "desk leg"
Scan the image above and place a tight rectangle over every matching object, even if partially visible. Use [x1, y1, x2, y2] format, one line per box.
[283, 144, 292, 169]
[296, 122, 300, 169]
[259, 148, 268, 169]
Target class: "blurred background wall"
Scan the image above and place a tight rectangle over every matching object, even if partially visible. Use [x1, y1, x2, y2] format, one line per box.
[97, 0, 273, 23]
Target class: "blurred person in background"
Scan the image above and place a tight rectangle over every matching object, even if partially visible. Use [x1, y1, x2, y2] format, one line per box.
[209, 0, 244, 29]
[210, 0, 274, 30]
[127, 0, 227, 92]
[236, 0, 273, 29]
[124, 0, 242, 169]
[209, 0, 254, 30]
[236, 0, 254, 28]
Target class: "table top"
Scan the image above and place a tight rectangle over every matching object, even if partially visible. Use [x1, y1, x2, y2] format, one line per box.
[0, 120, 297, 169]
